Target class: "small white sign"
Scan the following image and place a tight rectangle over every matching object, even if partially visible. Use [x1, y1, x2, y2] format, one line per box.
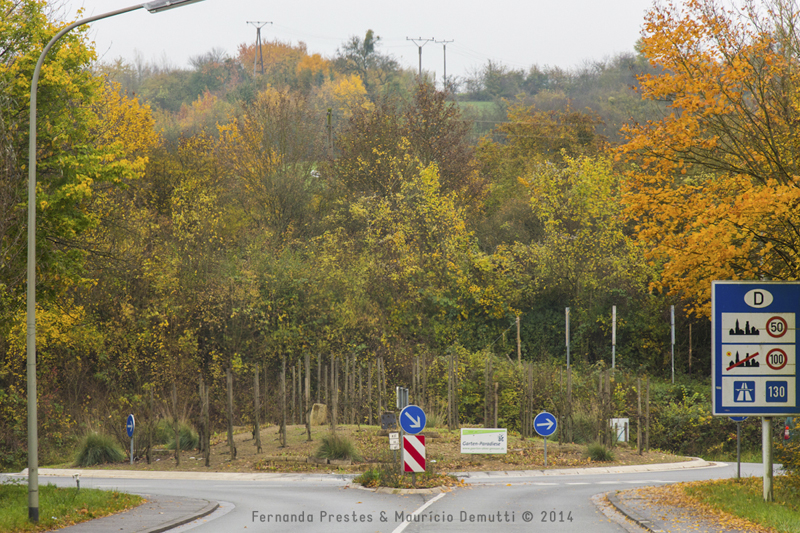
[389, 432, 400, 450]
[460, 428, 507, 454]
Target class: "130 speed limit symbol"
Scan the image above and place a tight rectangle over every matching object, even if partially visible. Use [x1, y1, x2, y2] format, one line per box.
[767, 316, 788, 338]
[766, 348, 788, 371]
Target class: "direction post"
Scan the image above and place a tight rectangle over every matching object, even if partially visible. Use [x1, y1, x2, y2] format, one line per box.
[126, 414, 135, 465]
[712, 281, 800, 502]
[534, 411, 557, 467]
[400, 405, 426, 486]
[399, 405, 426, 435]
[730, 416, 747, 479]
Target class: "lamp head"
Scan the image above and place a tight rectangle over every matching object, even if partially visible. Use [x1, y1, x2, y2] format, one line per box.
[144, 0, 205, 13]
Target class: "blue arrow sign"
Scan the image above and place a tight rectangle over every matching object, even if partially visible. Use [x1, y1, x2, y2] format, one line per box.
[399, 405, 426, 435]
[534, 411, 557, 437]
[729, 416, 748, 422]
[126, 414, 135, 438]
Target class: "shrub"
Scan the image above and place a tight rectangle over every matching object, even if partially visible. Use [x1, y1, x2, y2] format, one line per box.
[315, 432, 361, 462]
[164, 421, 199, 451]
[73, 433, 126, 467]
[587, 442, 615, 462]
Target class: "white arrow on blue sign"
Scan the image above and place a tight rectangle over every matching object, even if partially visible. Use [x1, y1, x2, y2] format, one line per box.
[126, 414, 135, 438]
[399, 405, 426, 435]
[534, 411, 557, 437]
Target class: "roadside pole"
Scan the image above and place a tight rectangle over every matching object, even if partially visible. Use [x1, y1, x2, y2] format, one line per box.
[543, 436, 548, 467]
[763, 416, 773, 501]
[736, 421, 741, 480]
[126, 414, 135, 466]
[534, 412, 557, 468]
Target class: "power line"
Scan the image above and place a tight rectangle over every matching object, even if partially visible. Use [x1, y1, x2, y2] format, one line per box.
[247, 21, 272, 75]
[406, 37, 435, 79]
[436, 39, 454, 91]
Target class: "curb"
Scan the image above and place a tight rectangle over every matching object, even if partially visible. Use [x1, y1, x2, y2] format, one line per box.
[605, 491, 664, 533]
[13, 457, 718, 483]
[453, 457, 718, 479]
[348, 482, 447, 495]
[142, 499, 219, 533]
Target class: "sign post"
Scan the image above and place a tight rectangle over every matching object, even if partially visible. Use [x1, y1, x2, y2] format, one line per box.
[400, 405, 426, 486]
[730, 416, 747, 479]
[126, 414, 135, 465]
[534, 411, 557, 467]
[712, 281, 800, 502]
[399, 405, 426, 435]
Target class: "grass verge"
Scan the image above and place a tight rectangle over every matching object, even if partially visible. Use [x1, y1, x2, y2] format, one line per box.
[684, 477, 800, 533]
[0, 480, 142, 532]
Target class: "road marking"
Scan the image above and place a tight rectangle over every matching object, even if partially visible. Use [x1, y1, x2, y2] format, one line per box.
[391, 492, 446, 533]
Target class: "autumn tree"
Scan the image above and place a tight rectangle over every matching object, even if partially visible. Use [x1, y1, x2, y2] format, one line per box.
[475, 102, 606, 251]
[508, 155, 656, 363]
[621, 0, 800, 316]
[333, 83, 484, 206]
[334, 30, 404, 97]
[218, 87, 326, 243]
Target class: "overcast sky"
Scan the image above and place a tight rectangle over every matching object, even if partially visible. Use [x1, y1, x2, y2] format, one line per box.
[59, 0, 655, 82]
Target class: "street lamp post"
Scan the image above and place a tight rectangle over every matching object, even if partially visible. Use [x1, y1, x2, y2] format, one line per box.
[26, 0, 205, 522]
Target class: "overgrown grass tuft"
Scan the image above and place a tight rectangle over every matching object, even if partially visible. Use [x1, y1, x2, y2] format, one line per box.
[586, 442, 615, 462]
[315, 432, 361, 461]
[73, 433, 126, 467]
[164, 422, 199, 451]
[0, 479, 141, 532]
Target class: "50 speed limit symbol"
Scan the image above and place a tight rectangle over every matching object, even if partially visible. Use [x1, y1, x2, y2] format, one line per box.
[766, 348, 788, 371]
[766, 316, 788, 338]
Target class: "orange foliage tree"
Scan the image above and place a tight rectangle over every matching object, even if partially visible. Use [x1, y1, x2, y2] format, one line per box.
[620, 0, 800, 317]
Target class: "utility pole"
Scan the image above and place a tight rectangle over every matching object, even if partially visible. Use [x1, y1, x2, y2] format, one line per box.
[436, 39, 453, 91]
[247, 21, 272, 75]
[406, 37, 434, 79]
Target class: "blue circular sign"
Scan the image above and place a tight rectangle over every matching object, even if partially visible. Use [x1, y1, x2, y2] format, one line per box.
[534, 411, 557, 437]
[729, 416, 748, 422]
[126, 414, 135, 438]
[399, 405, 426, 435]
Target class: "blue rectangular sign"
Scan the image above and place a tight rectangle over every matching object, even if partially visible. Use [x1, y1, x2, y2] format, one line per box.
[713, 281, 800, 416]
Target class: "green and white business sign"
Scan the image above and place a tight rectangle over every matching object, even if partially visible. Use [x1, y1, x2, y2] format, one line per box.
[460, 428, 507, 454]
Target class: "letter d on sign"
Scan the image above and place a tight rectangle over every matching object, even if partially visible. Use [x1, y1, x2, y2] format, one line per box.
[745, 289, 773, 308]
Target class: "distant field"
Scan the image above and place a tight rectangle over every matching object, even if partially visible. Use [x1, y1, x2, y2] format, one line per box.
[457, 100, 499, 112]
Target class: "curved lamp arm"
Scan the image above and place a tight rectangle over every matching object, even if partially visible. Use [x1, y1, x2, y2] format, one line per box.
[26, 0, 205, 522]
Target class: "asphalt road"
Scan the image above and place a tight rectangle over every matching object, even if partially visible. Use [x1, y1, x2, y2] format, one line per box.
[22, 461, 774, 533]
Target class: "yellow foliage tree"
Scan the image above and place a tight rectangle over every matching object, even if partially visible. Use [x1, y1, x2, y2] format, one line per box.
[620, 0, 800, 317]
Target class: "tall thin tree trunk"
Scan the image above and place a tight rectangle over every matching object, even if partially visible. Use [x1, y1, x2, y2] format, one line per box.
[357, 365, 363, 429]
[280, 357, 287, 447]
[254, 365, 262, 453]
[226, 367, 237, 460]
[292, 363, 297, 425]
[172, 382, 180, 466]
[331, 357, 338, 431]
[198, 378, 205, 454]
[203, 378, 210, 467]
[377, 358, 382, 418]
[146, 387, 153, 465]
[368, 360, 373, 425]
[305, 353, 312, 441]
